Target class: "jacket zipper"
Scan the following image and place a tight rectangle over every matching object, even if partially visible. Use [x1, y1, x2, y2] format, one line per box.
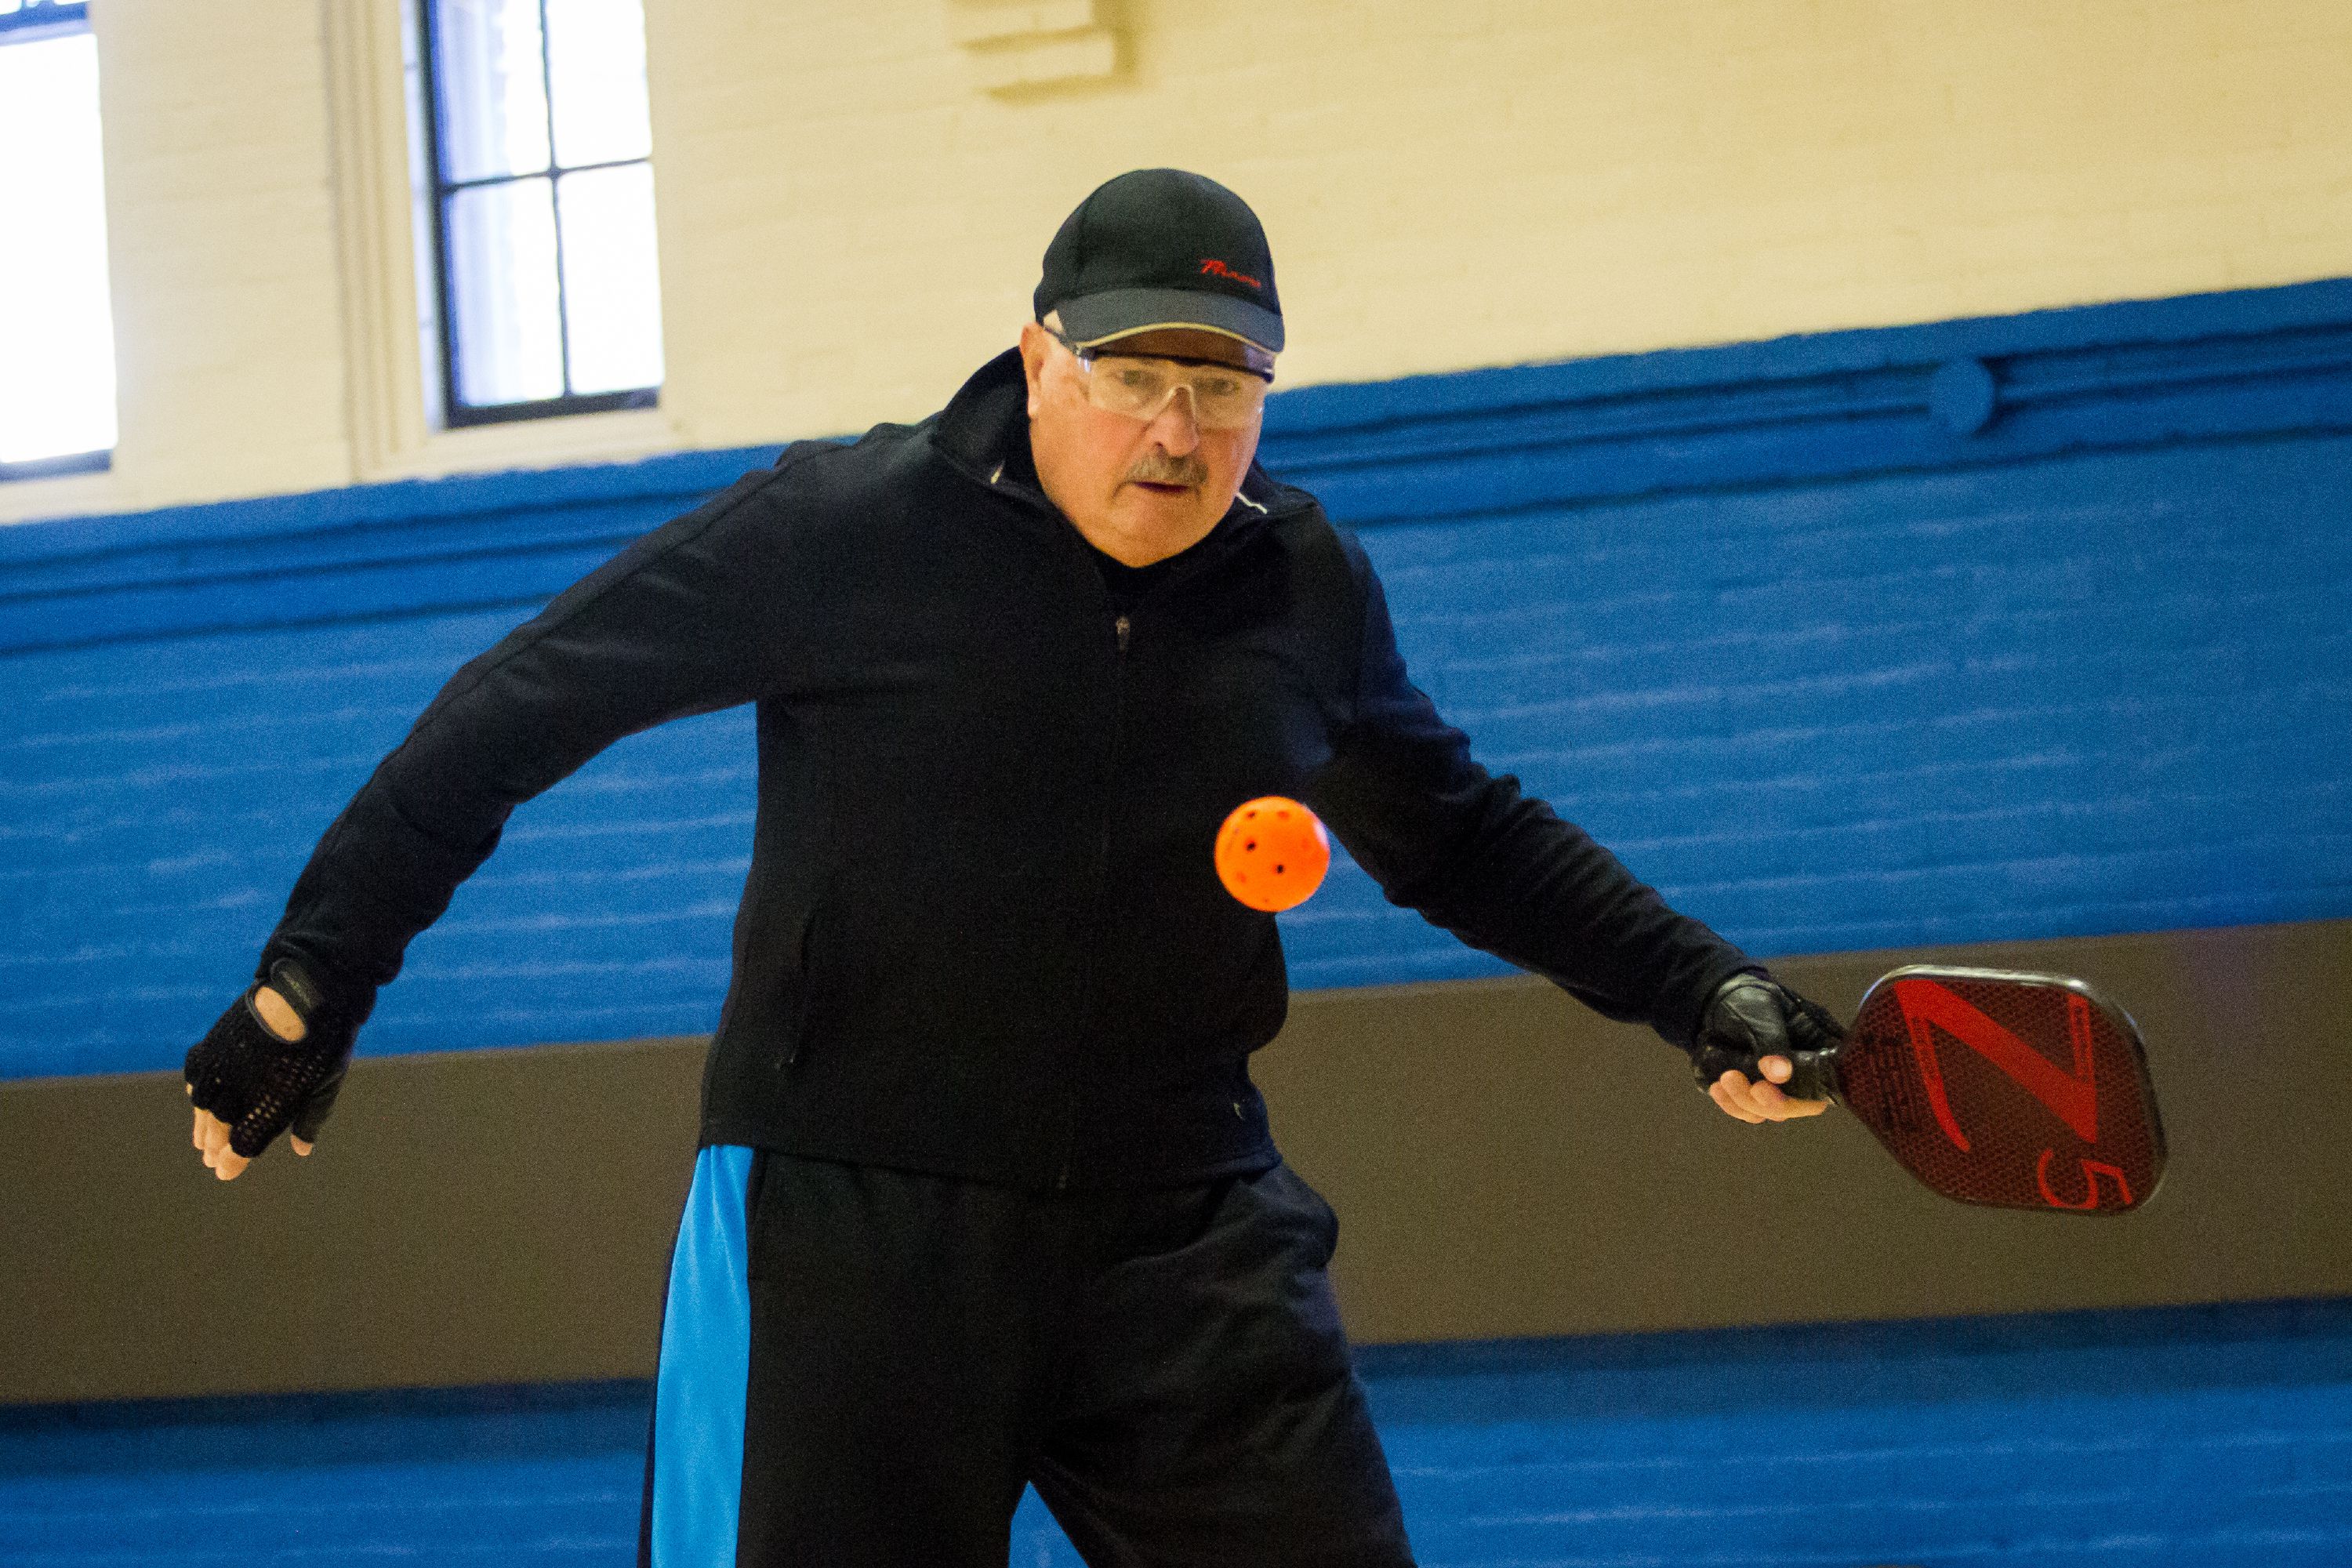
[1058, 609, 1131, 1189]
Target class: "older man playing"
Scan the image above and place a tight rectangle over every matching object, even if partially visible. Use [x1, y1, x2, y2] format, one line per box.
[186, 169, 1829, 1567]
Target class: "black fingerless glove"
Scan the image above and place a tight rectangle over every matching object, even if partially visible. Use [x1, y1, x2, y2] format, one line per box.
[1690, 973, 1845, 1102]
[185, 958, 356, 1159]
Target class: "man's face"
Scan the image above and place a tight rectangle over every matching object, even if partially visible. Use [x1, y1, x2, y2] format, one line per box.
[1020, 321, 1271, 567]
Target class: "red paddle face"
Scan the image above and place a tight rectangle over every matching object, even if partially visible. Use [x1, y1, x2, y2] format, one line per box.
[1838, 967, 2166, 1214]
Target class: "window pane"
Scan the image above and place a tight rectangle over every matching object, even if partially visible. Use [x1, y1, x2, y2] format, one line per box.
[557, 162, 663, 394]
[0, 30, 116, 464]
[431, 0, 549, 183]
[545, 0, 651, 168]
[446, 177, 563, 405]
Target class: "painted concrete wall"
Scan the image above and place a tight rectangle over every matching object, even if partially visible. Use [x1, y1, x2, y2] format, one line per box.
[7, 16, 2348, 1554]
[9, 0, 2352, 522]
[5, 279, 2349, 1077]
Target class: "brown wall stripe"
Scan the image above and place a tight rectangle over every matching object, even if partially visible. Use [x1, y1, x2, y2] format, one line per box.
[5, 918, 2345, 1406]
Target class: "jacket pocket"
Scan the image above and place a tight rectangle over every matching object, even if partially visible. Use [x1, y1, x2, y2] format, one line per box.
[775, 908, 813, 1067]
[715, 898, 816, 1071]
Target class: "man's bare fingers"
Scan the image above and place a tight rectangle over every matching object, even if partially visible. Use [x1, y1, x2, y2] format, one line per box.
[1717, 1069, 1766, 1114]
[1749, 1055, 1833, 1118]
[1748, 1090, 1830, 1121]
[198, 1112, 247, 1178]
[1711, 1073, 1766, 1123]
[196, 1112, 245, 1178]
[290, 1136, 313, 1156]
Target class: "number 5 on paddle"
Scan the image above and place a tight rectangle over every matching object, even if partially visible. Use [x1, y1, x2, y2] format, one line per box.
[1787, 967, 2167, 1214]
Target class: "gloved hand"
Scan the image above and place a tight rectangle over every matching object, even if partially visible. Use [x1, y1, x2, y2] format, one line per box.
[185, 957, 354, 1179]
[1690, 973, 1842, 1123]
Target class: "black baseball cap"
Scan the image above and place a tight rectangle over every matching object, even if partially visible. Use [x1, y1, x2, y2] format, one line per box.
[1035, 169, 1284, 355]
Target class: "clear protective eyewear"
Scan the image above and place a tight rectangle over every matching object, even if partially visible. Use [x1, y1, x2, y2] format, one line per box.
[1052, 332, 1272, 430]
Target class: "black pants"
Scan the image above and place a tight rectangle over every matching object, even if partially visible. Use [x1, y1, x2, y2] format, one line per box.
[639, 1147, 1415, 1568]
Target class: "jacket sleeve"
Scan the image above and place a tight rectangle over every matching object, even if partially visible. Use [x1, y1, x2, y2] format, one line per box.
[256, 465, 808, 1014]
[1306, 546, 1753, 1049]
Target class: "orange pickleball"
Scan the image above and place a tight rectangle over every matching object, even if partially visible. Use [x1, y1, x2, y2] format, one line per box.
[1214, 797, 1331, 912]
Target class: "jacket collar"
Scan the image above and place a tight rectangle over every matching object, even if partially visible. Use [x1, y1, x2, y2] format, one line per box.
[931, 347, 1308, 525]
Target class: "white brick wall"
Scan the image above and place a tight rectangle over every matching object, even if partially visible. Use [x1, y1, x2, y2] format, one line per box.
[7, 0, 2352, 522]
[84, 0, 354, 509]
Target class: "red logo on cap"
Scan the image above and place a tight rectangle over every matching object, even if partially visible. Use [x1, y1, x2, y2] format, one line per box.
[1200, 258, 1263, 291]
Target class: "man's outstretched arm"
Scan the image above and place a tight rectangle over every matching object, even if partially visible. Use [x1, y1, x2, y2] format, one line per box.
[1307, 548, 1831, 1125]
[187, 466, 808, 1178]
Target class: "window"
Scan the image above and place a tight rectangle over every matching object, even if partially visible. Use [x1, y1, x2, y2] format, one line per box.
[418, 0, 664, 426]
[0, 0, 115, 480]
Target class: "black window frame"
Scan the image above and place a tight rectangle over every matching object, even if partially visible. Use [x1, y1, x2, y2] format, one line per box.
[416, 0, 660, 428]
[0, 0, 111, 483]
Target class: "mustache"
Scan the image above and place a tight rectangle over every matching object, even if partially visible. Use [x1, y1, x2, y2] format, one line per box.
[1125, 452, 1210, 487]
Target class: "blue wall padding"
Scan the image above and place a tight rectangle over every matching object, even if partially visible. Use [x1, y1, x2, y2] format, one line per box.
[5, 280, 2352, 1076]
[5, 1299, 2348, 1566]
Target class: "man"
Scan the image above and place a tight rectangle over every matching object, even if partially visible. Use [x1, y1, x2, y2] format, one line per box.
[186, 169, 1832, 1566]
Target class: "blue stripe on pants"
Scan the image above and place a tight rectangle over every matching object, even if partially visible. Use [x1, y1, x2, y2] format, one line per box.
[649, 1144, 756, 1568]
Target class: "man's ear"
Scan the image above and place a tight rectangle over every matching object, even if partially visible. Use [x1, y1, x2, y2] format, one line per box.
[1018, 321, 1051, 417]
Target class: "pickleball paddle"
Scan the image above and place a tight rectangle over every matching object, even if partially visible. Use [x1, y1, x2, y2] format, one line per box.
[1776, 966, 2166, 1214]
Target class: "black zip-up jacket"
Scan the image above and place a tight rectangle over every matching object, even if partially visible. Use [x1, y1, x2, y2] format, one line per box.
[260, 350, 1754, 1188]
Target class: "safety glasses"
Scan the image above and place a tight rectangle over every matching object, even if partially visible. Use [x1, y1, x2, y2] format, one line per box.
[1051, 333, 1271, 430]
